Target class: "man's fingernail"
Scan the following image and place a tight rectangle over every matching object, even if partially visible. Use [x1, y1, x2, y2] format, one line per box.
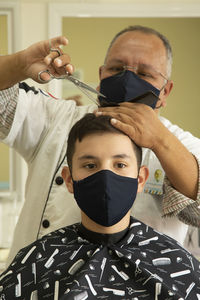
[46, 57, 52, 64]
[96, 111, 102, 115]
[111, 118, 117, 124]
[64, 37, 69, 45]
[55, 58, 62, 66]
[67, 64, 73, 73]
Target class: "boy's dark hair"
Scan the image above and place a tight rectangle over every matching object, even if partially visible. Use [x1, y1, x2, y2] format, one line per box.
[67, 113, 142, 172]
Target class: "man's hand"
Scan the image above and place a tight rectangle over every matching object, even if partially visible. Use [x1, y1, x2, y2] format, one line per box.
[96, 102, 198, 200]
[0, 36, 74, 89]
[96, 102, 167, 150]
[22, 36, 74, 83]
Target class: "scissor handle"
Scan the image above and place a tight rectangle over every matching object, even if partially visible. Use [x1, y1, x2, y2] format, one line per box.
[38, 70, 53, 83]
[38, 70, 72, 82]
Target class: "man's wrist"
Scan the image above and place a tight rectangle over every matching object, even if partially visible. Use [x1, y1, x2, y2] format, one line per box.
[15, 50, 29, 80]
[152, 123, 172, 154]
[0, 52, 25, 90]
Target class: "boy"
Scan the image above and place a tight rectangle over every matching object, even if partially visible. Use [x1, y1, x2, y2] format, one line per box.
[0, 114, 199, 299]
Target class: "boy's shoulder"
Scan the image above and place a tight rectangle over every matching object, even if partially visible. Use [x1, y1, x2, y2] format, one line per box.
[8, 222, 82, 269]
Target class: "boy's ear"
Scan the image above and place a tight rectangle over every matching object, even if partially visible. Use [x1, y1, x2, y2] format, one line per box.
[61, 166, 74, 194]
[137, 165, 149, 193]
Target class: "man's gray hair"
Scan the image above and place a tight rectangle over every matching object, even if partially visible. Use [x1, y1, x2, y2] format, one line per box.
[105, 25, 173, 78]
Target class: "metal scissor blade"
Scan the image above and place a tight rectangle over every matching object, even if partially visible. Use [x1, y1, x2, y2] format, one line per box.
[38, 69, 106, 105]
[74, 84, 99, 105]
[64, 74, 106, 98]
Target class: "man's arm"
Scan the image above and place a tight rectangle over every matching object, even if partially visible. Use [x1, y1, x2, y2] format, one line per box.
[96, 102, 199, 200]
[152, 124, 198, 199]
[0, 53, 26, 89]
[0, 36, 73, 90]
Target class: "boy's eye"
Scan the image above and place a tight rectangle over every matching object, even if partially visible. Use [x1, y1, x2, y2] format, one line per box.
[116, 162, 126, 168]
[85, 163, 96, 169]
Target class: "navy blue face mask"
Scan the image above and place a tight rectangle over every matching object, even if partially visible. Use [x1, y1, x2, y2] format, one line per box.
[99, 70, 160, 109]
[73, 169, 138, 227]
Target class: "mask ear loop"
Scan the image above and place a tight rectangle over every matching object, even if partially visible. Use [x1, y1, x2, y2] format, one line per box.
[154, 79, 168, 110]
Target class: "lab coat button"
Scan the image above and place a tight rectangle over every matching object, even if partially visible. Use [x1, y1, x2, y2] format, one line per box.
[42, 219, 50, 228]
[55, 176, 64, 185]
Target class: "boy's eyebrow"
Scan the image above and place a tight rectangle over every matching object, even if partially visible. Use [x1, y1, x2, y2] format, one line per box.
[113, 154, 131, 159]
[78, 154, 131, 160]
[78, 155, 98, 160]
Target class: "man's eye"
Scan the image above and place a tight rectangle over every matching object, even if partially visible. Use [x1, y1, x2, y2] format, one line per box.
[138, 72, 152, 78]
[108, 66, 124, 73]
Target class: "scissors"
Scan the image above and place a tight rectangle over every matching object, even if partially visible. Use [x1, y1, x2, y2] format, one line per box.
[38, 54, 106, 106]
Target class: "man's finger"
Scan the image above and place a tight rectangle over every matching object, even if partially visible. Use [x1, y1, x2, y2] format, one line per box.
[64, 63, 74, 75]
[38, 71, 51, 83]
[50, 36, 69, 48]
[97, 106, 122, 113]
[95, 111, 123, 120]
[44, 51, 70, 65]
[95, 108, 137, 120]
[44, 51, 74, 76]
[110, 118, 136, 140]
[49, 63, 74, 76]
[96, 111, 136, 130]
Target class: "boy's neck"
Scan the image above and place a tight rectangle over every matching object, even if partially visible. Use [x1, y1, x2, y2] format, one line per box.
[81, 211, 130, 234]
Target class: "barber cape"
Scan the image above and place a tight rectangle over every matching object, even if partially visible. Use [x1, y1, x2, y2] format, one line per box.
[0, 217, 200, 300]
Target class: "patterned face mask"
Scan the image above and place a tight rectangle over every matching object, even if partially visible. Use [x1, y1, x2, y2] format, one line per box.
[73, 169, 138, 227]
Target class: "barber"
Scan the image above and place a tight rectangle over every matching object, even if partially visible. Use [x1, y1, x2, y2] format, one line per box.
[96, 27, 200, 242]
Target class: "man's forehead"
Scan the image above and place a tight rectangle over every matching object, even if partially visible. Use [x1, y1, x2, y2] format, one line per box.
[108, 31, 165, 57]
[112, 31, 164, 49]
[106, 31, 167, 71]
